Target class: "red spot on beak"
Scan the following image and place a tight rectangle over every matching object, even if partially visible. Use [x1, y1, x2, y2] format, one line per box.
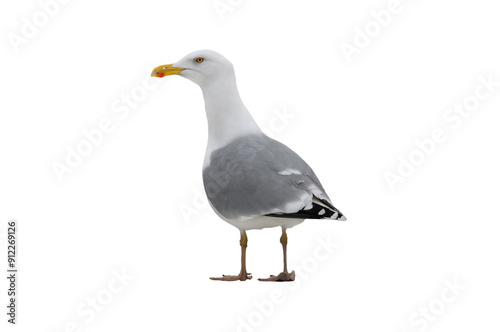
[157, 72, 165, 77]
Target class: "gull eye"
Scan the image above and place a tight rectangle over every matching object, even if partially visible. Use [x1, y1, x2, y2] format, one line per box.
[195, 57, 204, 63]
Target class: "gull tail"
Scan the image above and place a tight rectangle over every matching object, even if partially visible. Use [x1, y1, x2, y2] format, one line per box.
[313, 196, 347, 221]
[265, 196, 347, 221]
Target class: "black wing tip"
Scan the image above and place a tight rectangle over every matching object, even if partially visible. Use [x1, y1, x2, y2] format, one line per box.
[266, 203, 346, 220]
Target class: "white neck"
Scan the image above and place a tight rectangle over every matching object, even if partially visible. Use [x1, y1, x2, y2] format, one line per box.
[200, 75, 262, 168]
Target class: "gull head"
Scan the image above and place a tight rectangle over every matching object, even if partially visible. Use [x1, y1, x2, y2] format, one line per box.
[151, 50, 235, 87]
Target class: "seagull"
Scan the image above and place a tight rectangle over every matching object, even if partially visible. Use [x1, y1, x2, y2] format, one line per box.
[152, 50, 346, 282]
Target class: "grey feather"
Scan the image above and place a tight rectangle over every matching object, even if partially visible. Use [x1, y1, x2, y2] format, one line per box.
[202, 134, 345, 221]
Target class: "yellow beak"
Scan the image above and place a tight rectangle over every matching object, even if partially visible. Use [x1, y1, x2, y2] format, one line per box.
[151, 64, 185, 77]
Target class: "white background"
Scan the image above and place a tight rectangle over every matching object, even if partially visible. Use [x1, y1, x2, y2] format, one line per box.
[1, 0, 500, 331]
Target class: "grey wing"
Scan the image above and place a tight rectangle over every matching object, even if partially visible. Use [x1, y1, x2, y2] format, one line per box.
[202, 134, 346, 221]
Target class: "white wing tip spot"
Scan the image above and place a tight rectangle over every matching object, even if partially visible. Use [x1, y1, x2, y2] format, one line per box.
[318, 209, 326, 215]
[278, 168, 301, 176]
